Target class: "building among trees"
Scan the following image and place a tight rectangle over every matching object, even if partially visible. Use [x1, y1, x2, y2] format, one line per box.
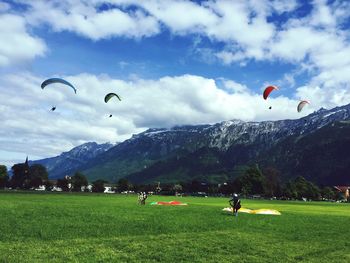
[334, 186, 350, 201]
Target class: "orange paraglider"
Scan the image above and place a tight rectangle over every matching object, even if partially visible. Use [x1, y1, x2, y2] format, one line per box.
[263, 85, 279, 100]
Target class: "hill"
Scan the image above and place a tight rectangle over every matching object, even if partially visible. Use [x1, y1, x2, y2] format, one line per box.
[32, 104, 350, 185]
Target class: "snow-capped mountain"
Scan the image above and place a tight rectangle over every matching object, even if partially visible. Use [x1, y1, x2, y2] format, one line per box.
[33, 103, 350, 184]
[31, 142, 114, 179]
[127, 103, 350, 152]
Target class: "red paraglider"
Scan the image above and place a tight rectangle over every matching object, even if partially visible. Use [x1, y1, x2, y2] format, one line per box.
[263, 85, 279, 100]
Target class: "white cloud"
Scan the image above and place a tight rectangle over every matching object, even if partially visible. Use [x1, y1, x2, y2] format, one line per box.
[215, 50, 246, 65]
[310, 0, 336, 28]
[23, 0, 160, 40]
[270, 27, 322, 62]
[295, 84, 350, 110]
[16, 0, 275, 60]
[271, 0, 299, 14]
[265, 1, 350, 106]
[137, 0, 218, 34]
[220, 79, 249, 94]
[0, 14, 47, 67]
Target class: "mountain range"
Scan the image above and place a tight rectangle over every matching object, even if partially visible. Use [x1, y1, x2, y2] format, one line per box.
[31, 142, 114, 179]
[32, 104, 350, 185]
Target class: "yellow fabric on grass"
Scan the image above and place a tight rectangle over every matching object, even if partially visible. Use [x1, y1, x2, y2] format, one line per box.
[222, 207, 281, 215]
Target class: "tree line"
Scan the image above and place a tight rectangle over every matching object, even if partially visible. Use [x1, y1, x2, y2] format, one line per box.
[0, 163, 346, 201]
[0, 163, 133, 193]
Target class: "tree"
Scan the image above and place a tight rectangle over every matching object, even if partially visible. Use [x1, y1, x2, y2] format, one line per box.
[321, 187, 336, 200]
[307, 182, 320, 200]
[117, 178, 129, 192]
[92, 179, 107, 193]
[44, 180, 54, 191]
[71, 172, 88, 192]
[263, 167, 282, 197]
[28, 164, 48, 188]
[293, 176, 309, 199]
[282, 181, 297, 199]
[10, 163, 29, 189]
[234, 165, 266, 195]
[188, 180, 201, 193]
[8, 162, 48, 189]
[172, 184, 183, 195]
[0, 165, 9, 188]
[57, 177, 70, 191]
[283, 176, 321, 201]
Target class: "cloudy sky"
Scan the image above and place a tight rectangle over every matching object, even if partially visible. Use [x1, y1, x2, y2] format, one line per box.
[1, 0, 350, 167]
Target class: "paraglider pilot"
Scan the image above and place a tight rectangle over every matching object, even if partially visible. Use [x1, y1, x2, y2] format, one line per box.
[138, 192, 148, 205]
[229, 193, 241, 216]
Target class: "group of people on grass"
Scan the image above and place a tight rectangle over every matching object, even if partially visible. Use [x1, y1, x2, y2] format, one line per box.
[138, 191, 241, 216]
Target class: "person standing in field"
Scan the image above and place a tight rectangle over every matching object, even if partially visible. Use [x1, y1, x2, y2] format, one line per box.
[138, 192, 148, 205]
[141, 192, 148, 205]
[229, 193, 241, 216]
[138, 192, 143, 205]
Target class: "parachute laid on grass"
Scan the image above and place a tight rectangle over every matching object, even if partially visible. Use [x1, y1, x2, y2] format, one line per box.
[150, 201, 188, 206]
[263, 85, 279, 100]
[222, 207, 281, 215]
[41, 78, 77, 94]
[297, 100, 310, 112]
[252, 209, 281, 215]
[104, 93, 121, 103]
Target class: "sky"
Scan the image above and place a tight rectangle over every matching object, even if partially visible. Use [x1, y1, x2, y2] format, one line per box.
[1, 0, 350, 167]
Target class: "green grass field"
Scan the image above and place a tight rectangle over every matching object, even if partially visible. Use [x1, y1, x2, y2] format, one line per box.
[0, 192, 349, 262]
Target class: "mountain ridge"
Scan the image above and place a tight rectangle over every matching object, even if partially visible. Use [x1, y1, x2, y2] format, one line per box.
[32, 103, 350, 184]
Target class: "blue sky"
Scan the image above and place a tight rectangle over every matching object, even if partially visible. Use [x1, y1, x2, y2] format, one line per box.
[1, 0, 350, 167]
[29, 28, 291, 89]
[23, 1, 312, 87]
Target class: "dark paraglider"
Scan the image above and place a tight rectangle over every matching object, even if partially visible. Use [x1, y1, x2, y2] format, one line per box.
[104, 93, 121, 103]
[41, 78, 77, 93]
[42, 78, 76, 112]
[105, 93, 121, 119]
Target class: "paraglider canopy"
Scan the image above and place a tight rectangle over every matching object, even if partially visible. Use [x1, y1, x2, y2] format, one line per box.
[150, 201, 188, 206]
[263, 85, 279, 100]
[104, 93, 121, 103]
[41, 78, 77, 94]
[297, 100, 310, 112]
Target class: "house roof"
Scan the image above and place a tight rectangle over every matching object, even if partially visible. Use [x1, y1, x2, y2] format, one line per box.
[334, 186, 350, 192]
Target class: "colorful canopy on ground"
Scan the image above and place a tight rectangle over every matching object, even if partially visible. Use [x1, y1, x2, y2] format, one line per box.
[223, 207, 281, 215]
[150, 201, 188, 206]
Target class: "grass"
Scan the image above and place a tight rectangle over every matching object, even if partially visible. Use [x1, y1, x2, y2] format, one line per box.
[0, 192, 349, 262]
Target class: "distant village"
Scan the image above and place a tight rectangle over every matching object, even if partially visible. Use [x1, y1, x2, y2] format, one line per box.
[0, 157, 349, 202]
